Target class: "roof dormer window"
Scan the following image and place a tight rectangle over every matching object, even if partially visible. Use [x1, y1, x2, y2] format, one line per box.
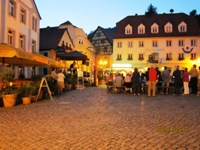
[138, 23, 145, 34]
[178, 21, 187, 32]
[164, 22, 172, 33]
[125, 24, 132, 35]
[151, 23, 159, 33]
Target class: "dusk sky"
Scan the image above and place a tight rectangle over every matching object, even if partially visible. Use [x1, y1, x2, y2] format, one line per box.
[34, 0, 200, 34]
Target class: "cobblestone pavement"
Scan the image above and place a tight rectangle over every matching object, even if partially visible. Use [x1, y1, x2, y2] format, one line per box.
[0, 85, 200, 150]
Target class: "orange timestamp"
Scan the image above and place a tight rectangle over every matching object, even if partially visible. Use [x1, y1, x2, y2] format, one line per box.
[157, 125, 188, 133]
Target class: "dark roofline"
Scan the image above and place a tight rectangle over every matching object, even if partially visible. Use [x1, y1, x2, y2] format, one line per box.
[59, 21, 78, 28]
[114, 13, 200, 38]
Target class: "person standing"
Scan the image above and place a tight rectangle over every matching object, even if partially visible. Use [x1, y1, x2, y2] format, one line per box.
[172, 65, 182, 95]
[182, 68, 190, 95]
[148, 64, 157, 97]
[161, 66, 170, 94]
[124, 73, 132, 93]
[114, 73, 124, 92]
[189, 64, 198, 94]
[70, 61, 77, 74]
[132, 67, 141, 95]
[57, 70, 65, 94]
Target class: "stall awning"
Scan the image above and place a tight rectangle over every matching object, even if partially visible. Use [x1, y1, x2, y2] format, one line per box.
[57, 50, 88, 60]
[0, 43, 60, 67]
[0, 43, 35, 66]
[32, 52, 64, 68]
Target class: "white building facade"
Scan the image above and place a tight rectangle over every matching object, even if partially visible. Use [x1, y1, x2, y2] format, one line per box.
[0, 0, 41, 78]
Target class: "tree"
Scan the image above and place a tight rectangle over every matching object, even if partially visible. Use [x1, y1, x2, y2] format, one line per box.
[145, 4, 158, 15]
[189, 10, 200, 26]
[190, 9, 197, 17]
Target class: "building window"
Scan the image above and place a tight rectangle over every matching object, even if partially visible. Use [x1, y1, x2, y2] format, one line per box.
[79, 39, 84, 44]
[32, 16, 37, 31]
[117, 42, 122, 48]
[166, 40, 172, 47]
[151, 23, 159, 33]
[138, 28, 144, 34]
[178, 22, 187, 32]
[127, 54, 133, 60]
[125, 24, 132, 35]
[191, 39, 197, 47]
[8, 30, 14, 45]
[178, 53, 184, 60]
[128, 41, 133, 48]
[178, 40, 184, 46]
[191, 53, 197, 60]
[32, 40, 36, 52]
[9, 0, 16, 17]
[164, 22, 173, 33]
[138, 54, 144, 60]
[116, 54, 122, 60]
[166, 53, 172, 60]
[139, 41, 144, 47]
[138, 24, 145, 34]
[19, 35, 25, 49]
[152, 41, 158, 47]
[20, 8, 26, 23]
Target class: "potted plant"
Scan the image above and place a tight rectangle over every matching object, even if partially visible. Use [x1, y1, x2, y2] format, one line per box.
[0, 66, 17, 107]
[18, 83, 34, 104]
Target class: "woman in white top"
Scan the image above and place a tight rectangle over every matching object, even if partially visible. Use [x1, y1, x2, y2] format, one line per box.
[57, 70, 65, 94]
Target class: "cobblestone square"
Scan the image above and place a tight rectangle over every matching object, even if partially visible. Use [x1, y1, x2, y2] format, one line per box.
[0, 86, 200, 150]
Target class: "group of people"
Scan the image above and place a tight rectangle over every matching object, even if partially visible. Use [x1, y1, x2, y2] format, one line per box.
[50, 61, 78, 94]
[106, 64, 200, 96]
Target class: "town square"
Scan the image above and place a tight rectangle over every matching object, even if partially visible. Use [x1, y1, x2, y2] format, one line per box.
[0, 0, 200, 149]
